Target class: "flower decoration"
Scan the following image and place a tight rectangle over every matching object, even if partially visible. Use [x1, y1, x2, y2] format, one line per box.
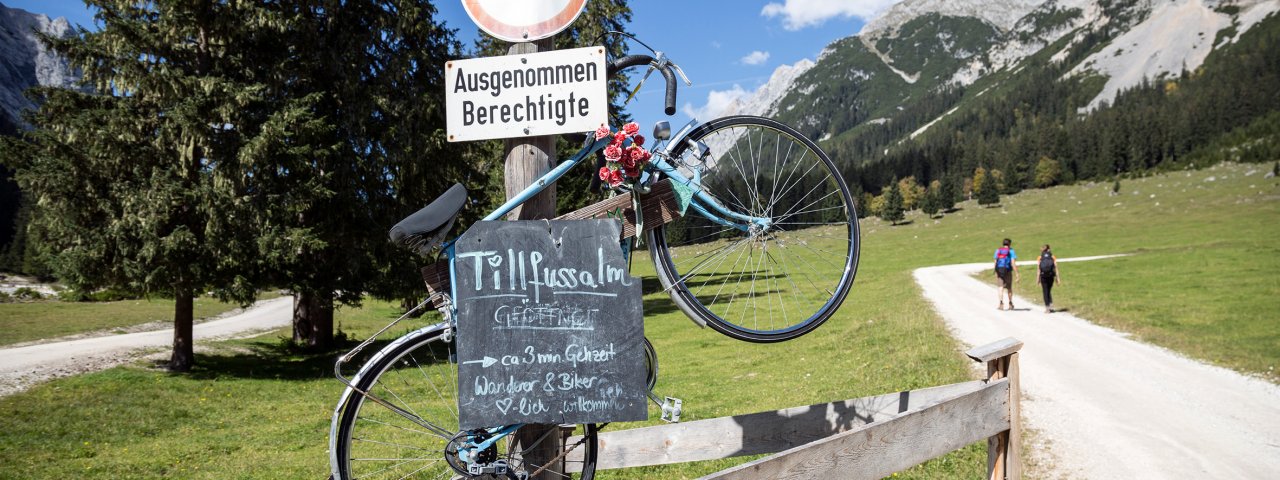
[597, 122, 653, 189]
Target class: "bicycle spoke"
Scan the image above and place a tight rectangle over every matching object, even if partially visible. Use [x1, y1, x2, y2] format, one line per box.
[651, 116, 857, 342]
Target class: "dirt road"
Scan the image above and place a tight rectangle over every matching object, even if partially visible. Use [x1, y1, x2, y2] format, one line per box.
[0, 296, 293, 396]
[914, 257, 1280, 479]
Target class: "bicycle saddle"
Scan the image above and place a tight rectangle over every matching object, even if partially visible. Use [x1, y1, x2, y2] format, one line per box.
[389, 183, 467, 256]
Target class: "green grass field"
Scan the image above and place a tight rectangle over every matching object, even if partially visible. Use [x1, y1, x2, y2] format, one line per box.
[0, 161, 1274, 479]
[0, 294, 280, 347]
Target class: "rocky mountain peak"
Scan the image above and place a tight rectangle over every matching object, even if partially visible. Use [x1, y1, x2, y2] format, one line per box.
[0, 2, 82, 129]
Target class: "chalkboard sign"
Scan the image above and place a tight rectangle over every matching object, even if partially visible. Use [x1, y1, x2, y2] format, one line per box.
[455, 219, 647, 429]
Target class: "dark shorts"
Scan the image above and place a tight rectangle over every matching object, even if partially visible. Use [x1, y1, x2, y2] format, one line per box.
[996, 267, 1013, 288]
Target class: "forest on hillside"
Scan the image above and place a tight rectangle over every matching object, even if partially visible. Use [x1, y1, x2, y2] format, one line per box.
[833, 12, 1280, 210]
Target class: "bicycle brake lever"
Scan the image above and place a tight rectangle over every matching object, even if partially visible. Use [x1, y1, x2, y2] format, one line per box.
[668, 62, 692, 87]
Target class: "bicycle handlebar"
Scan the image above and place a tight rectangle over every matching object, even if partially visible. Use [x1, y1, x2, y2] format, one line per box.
[608, 54, 678, 116]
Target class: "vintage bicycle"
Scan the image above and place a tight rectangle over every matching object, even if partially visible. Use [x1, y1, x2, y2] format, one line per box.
[329, 36, 860, 480]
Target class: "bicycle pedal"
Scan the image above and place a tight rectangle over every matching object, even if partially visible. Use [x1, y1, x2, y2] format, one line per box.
[660, 396, 682, 423]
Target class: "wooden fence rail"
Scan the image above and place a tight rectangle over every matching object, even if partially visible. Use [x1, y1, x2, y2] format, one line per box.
[568, 337, 1024, 479]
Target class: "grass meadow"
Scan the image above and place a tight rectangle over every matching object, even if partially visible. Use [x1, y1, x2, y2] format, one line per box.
[0, 161, 1275, 478]
[0, 295, 276, 347]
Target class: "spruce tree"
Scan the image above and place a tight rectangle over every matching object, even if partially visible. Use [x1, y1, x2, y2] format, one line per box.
[921, 188, 940, 218]
[939, 174, 959, 212]
[978, 176, 1001, 207]
[4, 2, 275, 370]
[880, 179, 905, 225]
[3, 0, 472, 365]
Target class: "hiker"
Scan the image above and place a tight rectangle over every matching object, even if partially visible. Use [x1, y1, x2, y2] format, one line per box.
[1037, 244, 1062, 313]
[994, 238, 1018, 310]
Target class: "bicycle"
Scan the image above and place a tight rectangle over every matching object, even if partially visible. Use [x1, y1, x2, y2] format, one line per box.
[329, 36, 860, 480]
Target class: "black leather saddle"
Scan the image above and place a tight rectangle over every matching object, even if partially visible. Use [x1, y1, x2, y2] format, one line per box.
[389, 183, 467, 256]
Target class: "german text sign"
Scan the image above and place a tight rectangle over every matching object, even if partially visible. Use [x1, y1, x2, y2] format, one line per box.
[455, 220, 647, 429]
[446, 46, 606, 142]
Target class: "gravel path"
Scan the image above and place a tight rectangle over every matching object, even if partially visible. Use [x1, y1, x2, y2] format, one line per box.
[0, 296, 293, 396]
[914, 257, 1280, 479]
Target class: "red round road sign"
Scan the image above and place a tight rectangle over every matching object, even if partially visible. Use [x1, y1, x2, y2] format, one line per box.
[462, 0, 587, 43]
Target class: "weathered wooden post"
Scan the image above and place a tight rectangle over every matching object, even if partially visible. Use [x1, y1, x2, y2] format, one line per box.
[499, 35, 565, 479]
[503, 37, 558, 221]
[966, 337, 1023, 480]
[451, 3, 603, 478]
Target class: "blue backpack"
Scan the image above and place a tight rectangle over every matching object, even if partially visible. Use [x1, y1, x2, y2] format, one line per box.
[995, 247, 1012, 269]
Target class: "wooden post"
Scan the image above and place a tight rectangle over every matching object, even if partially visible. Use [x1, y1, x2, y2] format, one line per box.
[503, 38, 557, 220]
[966, 337, 1023, 480]
[503, 36, 566, 480]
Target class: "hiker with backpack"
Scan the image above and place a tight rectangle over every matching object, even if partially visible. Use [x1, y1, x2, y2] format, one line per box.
[994, 238, 1018, 310]
[1037, 244, 1062, 313]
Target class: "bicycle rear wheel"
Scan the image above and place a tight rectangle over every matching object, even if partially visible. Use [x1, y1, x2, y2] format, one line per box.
[331, 324, 598, 479]
[647, 116, 859, 342]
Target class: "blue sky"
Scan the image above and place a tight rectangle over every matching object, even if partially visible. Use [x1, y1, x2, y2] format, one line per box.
[7, 0, 898, 134]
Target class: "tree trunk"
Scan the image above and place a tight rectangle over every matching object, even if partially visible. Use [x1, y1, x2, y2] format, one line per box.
[169, 286, 195, 372]
[292, 290, 334, 348]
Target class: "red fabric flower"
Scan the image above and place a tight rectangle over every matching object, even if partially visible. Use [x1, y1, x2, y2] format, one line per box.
[604, 144, 622, 161]
[594, 124, 611, 140]
[597, 122, 655, 189]
[606, 168, 624, 187]
[623, 164, 641, 179]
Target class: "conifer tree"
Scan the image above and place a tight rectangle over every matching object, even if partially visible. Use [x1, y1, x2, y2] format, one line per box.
[880, 179, 905, 225]
[4, 2, 277, 370]
[939, 174, 959, 212]
[978, 178, 1001, 207]
[2, 0, 470, 366]
[921, 188, 941, 218]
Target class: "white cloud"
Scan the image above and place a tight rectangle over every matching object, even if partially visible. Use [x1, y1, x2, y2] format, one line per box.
[740, 51, 771, 66]
[681, 85, 749, 121]
[761, 0, 897, 30]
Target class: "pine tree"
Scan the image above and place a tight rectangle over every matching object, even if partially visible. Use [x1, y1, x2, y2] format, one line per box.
[2, 0, 471, 366]
[4, 2, 273, 370]
[978, 178, 1001, 207]
[921, 188, 941, 218]
[880, 179, 905, 225]
[939, 174, 959, 212]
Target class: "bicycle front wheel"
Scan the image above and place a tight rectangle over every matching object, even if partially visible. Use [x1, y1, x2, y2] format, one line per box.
[647, 116, 859, 342]
[331, 324, 598, 479]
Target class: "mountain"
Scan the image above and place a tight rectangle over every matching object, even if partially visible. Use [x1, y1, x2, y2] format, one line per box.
[0, 2, 82, 270]
[0, 1, 82, 131]
[720, 0, 1280, 198]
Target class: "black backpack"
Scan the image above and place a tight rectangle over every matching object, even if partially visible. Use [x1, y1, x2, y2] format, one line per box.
[1039, 251, 1055, 275]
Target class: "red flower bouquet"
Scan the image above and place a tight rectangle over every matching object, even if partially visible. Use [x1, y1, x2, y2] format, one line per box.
[596, 122, 652, 189]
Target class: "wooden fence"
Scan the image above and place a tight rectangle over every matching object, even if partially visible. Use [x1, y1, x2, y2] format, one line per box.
[568, 337, 1024, 479]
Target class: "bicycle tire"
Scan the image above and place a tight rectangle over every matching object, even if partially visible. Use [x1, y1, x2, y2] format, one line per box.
[331, 324, 599, 479]
[647, 115, 859, 342]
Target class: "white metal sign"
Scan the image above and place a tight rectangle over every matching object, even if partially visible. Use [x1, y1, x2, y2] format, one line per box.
[462, 0, 587, 43]
[446, 46, 606, 142]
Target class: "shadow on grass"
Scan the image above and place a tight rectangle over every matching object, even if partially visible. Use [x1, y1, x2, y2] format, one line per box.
[183, 336, 395, 381]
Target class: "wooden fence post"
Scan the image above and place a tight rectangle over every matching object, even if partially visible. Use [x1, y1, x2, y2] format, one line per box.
[966, 337, 1023, 480]
[502, 36, 567, 480]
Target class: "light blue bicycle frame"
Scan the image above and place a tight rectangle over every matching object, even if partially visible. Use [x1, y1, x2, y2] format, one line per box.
[438, 121, 769, 460]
